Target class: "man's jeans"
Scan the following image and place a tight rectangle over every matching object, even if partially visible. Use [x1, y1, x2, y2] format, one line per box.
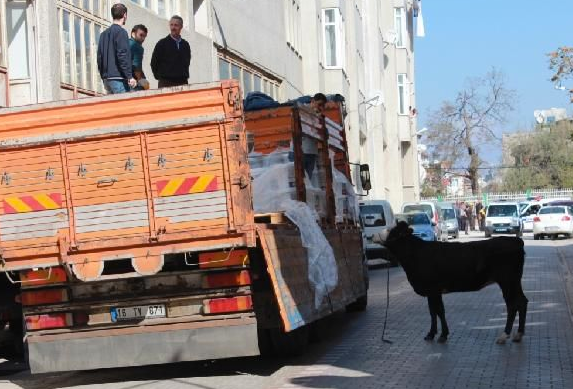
[104, 79, 129, 94]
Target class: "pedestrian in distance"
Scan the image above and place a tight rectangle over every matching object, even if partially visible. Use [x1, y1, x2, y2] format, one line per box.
[465, 205, 471, 235]
[151, 15, 191, 88]
[97, 3, 137, 94]
[129, 24, 149, 90]
[460, 201, 467, 233]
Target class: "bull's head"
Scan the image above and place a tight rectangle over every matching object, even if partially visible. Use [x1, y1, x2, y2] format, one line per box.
[385, 221, 414, 247]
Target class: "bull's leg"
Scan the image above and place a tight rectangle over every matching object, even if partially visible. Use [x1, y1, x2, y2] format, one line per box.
[497, 283, 517, 344]
[513, 286, 529, 342]
[435, 294, 449, 343]
[425, 295, 438, 341]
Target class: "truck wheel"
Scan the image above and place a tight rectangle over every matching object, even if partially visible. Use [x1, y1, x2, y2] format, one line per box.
[346, 294, 368, 312]
[269, 326, 309, 357]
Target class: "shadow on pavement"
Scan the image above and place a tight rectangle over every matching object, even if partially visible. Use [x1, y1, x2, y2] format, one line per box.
[5, 311, 358, 389]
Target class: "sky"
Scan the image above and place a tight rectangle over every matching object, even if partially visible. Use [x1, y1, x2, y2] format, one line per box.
[414, 0, 573, 164]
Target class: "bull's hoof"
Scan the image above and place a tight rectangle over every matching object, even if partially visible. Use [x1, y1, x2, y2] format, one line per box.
[437, 335, 448, 343]
[424, 333, 436, 341]
[512, 332, 524, 342]
[496, 332, 510, 344]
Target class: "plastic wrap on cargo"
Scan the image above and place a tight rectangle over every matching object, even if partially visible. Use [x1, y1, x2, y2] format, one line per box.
[282, 200, 338, 308]
[332, 167, 359, 223]
[251, 162, 297, 214]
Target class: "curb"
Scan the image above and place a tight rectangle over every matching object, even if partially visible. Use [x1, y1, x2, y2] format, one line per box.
[556, 248, 573, 327]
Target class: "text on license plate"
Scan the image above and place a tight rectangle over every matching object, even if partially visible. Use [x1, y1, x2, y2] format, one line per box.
[111, 304, 166, 322]
[495, 228, 508, 232]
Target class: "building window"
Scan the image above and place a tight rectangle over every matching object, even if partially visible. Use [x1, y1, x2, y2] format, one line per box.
[218, 54, 281, 101]
[285, 0, 301, 56]
[397, 74, 409, 115]
[58, 2, 108, 94]
[394, 7, 406, 48]
[60, 0, 106, 19]
[130, 0, 179, 19]
[6, 1, 30, 80]
[322, 8, 344, 69]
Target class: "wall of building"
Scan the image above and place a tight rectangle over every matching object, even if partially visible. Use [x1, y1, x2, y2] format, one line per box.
[205, 0, 303, 100]
[0, 0, 422, 211]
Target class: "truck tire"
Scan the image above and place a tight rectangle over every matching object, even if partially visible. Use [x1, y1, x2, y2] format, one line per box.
[269, 326, 309, 357]
[346, 294, 368, 312]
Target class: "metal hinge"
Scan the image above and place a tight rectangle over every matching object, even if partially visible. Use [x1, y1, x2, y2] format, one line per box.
[46, 168, 55, 180]
[1, 172, 11, 186]
[203, 148, 214, 162]
[125, 156, 135, 171]
[232, 175, 250, 189]
[158, 154, 167, 168]
[227, 133, 240, 141]
[78, 163, 87, 177]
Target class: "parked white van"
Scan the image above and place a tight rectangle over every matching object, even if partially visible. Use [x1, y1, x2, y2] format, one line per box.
[359, 200, 397, 266]
[485, 202, 523, 238]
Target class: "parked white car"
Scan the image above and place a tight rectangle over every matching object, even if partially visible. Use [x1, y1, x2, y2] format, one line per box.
[533, 205, 573, 240]
[359, 200, 397, 266]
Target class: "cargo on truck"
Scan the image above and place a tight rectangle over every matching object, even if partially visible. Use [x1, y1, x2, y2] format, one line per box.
[0, 82, 368, 373]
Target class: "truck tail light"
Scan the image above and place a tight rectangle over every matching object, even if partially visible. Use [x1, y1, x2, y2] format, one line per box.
[563, 215, 571, 221]
[533, 216, 541, 222]
[20, 267, 67, 286]
[199, 250, 249, 269]
[202, 270, 251, 289]
[25, 313, 72, 330]
[203, 295, 253, 314]
[21, 289, 68, 306]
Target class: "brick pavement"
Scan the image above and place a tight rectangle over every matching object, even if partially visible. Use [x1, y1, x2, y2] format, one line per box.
[272, 237, 573, 389]
[3, 236, 573, 389]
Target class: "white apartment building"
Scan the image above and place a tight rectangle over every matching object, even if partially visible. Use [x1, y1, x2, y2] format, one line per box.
[0, 0, 421, 209]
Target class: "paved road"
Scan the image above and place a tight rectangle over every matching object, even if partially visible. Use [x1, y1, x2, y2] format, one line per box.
[2, 232, 573, 389]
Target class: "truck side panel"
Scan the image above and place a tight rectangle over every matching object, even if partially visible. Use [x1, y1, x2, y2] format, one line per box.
[256, 226, 365, 332]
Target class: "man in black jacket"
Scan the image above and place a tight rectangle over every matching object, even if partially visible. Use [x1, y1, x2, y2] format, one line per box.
[151, 16, 191, 88]
[97, 3, 136, 94]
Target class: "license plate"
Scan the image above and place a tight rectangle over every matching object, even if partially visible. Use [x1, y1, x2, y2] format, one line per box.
[111, 304, 166, 322]
[545, 226, 559, 232]
[495, 228, 508, 232]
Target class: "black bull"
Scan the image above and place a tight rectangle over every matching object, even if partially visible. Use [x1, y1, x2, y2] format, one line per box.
[384, 221, 528, 344]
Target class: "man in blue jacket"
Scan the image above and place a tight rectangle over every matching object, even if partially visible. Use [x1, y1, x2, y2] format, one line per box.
[97, 3, 137, 94]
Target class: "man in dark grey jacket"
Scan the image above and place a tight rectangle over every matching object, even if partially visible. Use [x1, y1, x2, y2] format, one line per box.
[97, 3, 137, 94]
[151, 16, 191, 88]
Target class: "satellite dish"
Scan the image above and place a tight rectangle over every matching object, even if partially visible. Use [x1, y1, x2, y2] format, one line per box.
[365, 90, 384, 107]
[384, 30, 397, 46]
[534, 110, 545, 124]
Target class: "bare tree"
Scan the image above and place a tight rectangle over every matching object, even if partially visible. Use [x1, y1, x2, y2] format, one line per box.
[549, 46, 573, 100]
[424, 69, 515, 193]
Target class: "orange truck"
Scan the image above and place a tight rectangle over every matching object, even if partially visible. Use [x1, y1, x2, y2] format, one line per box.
[0, 81, 368, 373]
